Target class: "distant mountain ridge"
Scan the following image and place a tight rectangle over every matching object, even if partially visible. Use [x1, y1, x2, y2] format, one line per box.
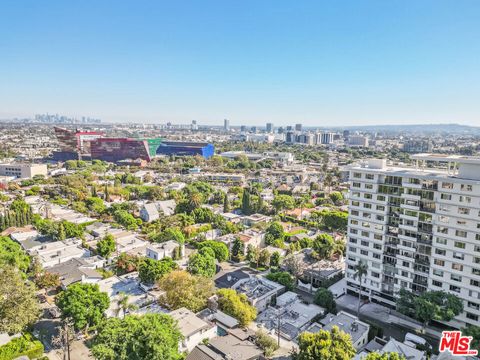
[311, 123, 480, 134]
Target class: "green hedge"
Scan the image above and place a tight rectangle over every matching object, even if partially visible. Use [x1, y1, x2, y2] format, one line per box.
[0, 333, 44, 360]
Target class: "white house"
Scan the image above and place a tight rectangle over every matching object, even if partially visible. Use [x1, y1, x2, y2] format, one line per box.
[140, 200, 176, 222]
[233, 276, 285, 312]
[170, 307, 217, 352]
[145, 240, 183, 260]
[30, 238, 90, 268]
[319, 311, 370, 349]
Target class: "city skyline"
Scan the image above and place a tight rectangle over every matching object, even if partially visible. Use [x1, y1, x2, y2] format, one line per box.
[1, 1, 480, 126]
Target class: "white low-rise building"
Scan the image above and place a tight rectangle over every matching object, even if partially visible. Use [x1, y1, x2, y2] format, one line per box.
[170, 307, 217, 352]
[145, 240, 183, 260]
[318, 311, 370, 349]
[30, 238, 90, 268]
[97, 273, 156, 318]
[257, 291, 324, 341]
[139, 200, 176, 222]
[233, 276, 285, 312]
[0, 163, 48, 179]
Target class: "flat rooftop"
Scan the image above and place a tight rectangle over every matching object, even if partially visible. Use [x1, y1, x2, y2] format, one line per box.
[411, 153, 480, 165]
[320, 311, 369, 344]
[235, 277, 283, 300]
[257, 297, 324, 340]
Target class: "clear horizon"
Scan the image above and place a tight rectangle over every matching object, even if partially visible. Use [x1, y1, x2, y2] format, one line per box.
[1, 1, 479, 126]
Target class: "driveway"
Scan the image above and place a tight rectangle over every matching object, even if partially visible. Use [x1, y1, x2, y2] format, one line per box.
[33, 309, 93, 360]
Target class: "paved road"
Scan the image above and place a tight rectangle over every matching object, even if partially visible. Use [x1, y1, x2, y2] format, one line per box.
[33, 307, 93, 360]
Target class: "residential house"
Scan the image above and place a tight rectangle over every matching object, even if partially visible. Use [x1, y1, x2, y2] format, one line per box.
[287, 248, 345, 292]
[186, 334, 263, 360]
[29, 238, 90, 268]
[233, 275, 285, 312]
[257, 291, 324, 341]
[240, 213, 272, 227]
[97, 273, 156, 318]
[170, 307, 217, 352]
[355, 337, 426, 360]
[145, 240, 183, 260]
[318, 311, 370, 349]
[215, 268, 253, 289]
[48, 257, 104, 288]
[197, 308, 239, 334]
[236, 229, 265, 254]
[139, 199, 177, 222]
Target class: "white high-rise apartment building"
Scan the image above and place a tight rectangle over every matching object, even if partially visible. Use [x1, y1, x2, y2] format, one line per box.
[346, 154, 480, 328]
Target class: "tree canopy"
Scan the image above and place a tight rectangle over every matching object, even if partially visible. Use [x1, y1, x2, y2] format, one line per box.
[314, 288, 337, 314]
[294, 327, 356, 360]
[362, 353, 406, 360]
[113, 210, 140, 230]
[216, 288, 257, 327]
[197, 240, 229, 262]
[97, 233, 116, 258]
[313, 233, 337, 259]
[151, 228, 185, 244]
[272, 194, 295, 212]
[158, 270, 215, 312]
[462, 326, 480, 352]
[91, 314, 183, 360]
[0, 265, 40, 334]
[397, 289, 463, 328]
[138, 257, 177, 284]
[187, 251, 216, 277]
[266, 271, 295, 291]
[56, 283, 110, 330]
[231, 237, 245, 262]
[0, 236, 30, 273]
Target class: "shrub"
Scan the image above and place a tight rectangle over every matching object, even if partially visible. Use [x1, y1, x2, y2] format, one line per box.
[0, 333, 44, 360]
[255, 329, 279, 356]
[266, 271, 295, 291]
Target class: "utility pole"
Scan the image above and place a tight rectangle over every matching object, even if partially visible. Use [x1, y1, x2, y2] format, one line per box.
[65, 320, 71, 360]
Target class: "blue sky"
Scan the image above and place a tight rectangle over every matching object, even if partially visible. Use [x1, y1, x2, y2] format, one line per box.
[1, 1, 479, 126]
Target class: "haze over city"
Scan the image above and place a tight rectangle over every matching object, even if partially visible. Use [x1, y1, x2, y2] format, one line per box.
[1, 1, 480, 126]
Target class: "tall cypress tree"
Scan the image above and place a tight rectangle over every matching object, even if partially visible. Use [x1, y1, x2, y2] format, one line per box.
[242, 189, 251, 215]
[223, 195, 230, 213]
[104, 184, 110, 202]
[57, 223, 66, 241]
[4, 211, 10, 228]
[257, 195, 264, 214]
[26, 207, 33, 224]
[15, 211, 22, 227]
[8, 212, 16, 228]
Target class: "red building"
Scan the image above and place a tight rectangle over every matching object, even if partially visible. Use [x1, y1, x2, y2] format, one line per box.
[53, 127, 104, 160]
[90, 138, 153, 163]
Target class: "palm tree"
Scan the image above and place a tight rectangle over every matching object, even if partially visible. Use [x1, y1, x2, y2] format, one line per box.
[324, 173, 333, 194]
[189, 192, 203, 211]
[296, 195, 309, 221]
[114, 292, 138, 318]
[353, 261, 368, 318]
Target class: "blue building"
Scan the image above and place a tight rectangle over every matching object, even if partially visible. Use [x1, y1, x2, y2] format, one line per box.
[156, 141, 215, 159]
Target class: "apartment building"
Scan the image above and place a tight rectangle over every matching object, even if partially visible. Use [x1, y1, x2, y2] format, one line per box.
[0, 163, 47, 179]
[346, 155, 480, 328]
